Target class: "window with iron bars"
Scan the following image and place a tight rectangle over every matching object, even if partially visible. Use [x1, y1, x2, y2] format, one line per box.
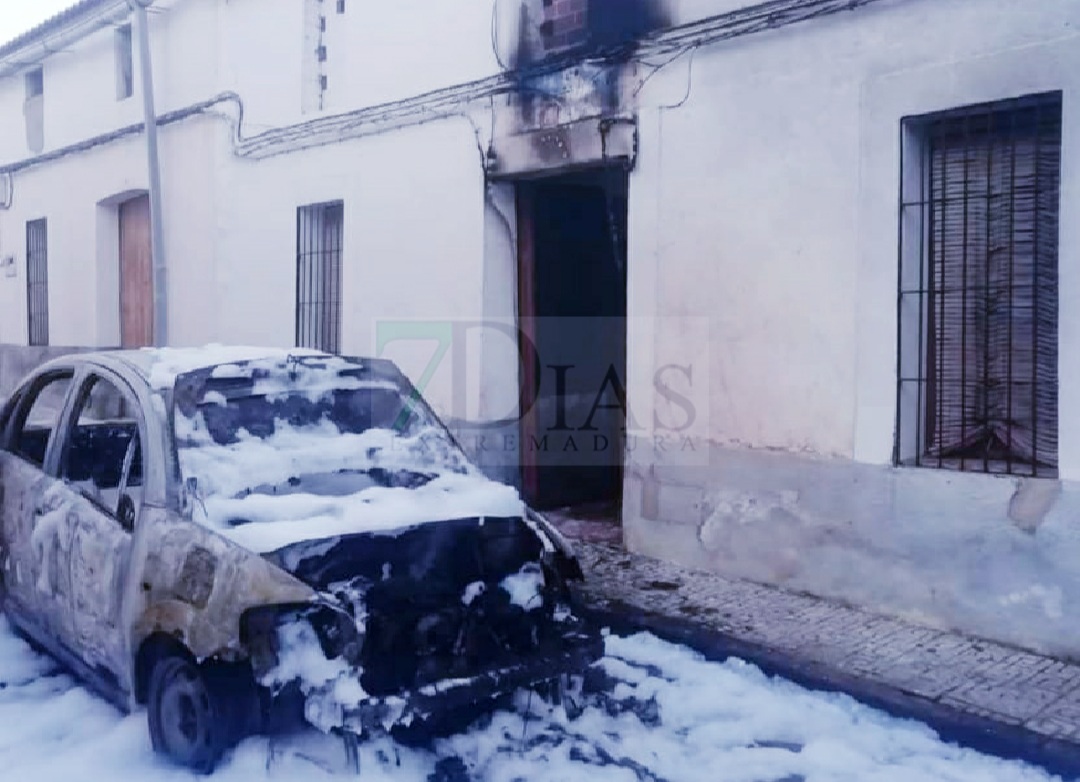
[26, 218, 48, 347]
[896, 92, 1062, 477]
[296, 201, 344, 354]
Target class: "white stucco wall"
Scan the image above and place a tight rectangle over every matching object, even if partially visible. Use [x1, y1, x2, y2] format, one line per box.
[628, 0, 1080, 461]
[0, 0, 503, 365]
[0, 0, 222, 346]
[320, 1, 498, 112]
[213, 115, 493, 410]
[222, 0, 499, 128]
[0, 0, 217, 163]
[624, 0, 1080, 657]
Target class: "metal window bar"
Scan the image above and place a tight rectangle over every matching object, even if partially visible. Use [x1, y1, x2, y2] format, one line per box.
[897, 93, 1061, 477]
[295, 201, 344, 354]
[26, 218, 48, 347]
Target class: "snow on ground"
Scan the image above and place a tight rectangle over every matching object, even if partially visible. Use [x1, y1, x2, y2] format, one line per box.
[0, 617, 1059, 782]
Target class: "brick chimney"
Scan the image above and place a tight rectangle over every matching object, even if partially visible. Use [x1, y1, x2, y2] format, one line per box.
[538, 0, 589, 52]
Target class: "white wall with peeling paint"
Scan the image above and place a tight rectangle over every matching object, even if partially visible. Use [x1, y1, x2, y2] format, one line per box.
[624, 0, 1080, 657]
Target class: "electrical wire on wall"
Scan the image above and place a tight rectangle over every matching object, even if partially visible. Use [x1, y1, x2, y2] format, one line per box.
[491, 0, 510, 71]
[455, 111, 491, 171]
[0, 0, 886, 187]
[633, 48, 689, 94]
[0, 92, 249, 178]
[240, 0, 884, 160]
[658, 46, 698, 110]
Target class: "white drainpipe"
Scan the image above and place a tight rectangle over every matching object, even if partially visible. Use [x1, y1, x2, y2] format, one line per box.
[129, 0, 168, 347]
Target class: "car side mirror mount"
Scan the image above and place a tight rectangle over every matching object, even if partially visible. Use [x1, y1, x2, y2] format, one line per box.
[183, 476, 204, 519]
[117, 493, 137, 533]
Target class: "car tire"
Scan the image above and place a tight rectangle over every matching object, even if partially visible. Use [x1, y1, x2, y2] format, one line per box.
[147, 654, 228, 774]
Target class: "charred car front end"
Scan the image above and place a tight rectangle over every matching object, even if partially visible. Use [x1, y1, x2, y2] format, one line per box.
[168, 353, 603, 752]
[242, 514, 600, 736]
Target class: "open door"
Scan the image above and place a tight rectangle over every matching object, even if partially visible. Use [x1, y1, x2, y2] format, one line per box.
[516, 168, 628, 515]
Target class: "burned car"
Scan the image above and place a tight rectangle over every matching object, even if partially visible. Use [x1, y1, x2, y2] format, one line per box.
[0, 348, 601, 772]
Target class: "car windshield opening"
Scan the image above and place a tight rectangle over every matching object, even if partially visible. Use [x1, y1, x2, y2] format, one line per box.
[172, 358, 470, 503]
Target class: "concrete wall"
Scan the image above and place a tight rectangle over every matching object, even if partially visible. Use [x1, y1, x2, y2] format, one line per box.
[0, 345, 103, 401]
[624, 0, 1080, 657]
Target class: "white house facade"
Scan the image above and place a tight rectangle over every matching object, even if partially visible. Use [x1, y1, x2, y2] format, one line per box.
[3, 0, 1080, 658]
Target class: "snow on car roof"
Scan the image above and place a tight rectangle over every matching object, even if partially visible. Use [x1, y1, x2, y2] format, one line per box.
[121, 345, 330, 391]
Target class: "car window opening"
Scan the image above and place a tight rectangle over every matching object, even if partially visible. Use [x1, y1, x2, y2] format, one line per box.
[62, 375, 144, 530]
[12, 372, 74, 468]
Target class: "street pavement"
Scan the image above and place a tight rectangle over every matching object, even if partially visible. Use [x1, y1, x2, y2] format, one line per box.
[571, 538, 1080, 780]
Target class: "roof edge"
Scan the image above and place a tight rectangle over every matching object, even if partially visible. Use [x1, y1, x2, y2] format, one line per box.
[0, 0, 120, 64]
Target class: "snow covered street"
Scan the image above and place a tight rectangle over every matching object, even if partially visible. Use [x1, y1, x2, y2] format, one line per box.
[0, 617, 1061, 782]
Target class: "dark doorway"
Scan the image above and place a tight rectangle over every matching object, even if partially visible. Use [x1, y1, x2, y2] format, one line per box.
[516, 168, 628, 515]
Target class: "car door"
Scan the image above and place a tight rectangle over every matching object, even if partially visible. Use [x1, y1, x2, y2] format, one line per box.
[0, 369, 79, 648]
[55, 371, 146, 688]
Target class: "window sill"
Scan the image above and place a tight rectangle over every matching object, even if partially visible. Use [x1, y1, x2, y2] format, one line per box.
[896, 458, 1058, 480]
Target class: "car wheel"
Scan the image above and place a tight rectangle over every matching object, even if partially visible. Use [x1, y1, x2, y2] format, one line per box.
[147, 655, 227, 773]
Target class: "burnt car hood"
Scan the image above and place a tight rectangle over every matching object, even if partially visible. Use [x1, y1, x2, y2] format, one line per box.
[260, 508, 586, 635]
[205, 470, 529, 555]
[264, 514, 572, 591]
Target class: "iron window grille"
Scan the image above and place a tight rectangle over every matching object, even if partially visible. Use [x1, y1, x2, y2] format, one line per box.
[896, 92, 1062, 477]
[296, 201, 344, 354]
[26, 218, 48, 347]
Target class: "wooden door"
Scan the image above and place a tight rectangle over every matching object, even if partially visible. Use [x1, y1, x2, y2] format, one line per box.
[119, 194, 153, 348]
[515, 183, 541, 505]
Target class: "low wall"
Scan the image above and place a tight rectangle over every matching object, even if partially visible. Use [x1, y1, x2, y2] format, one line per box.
[0, 344, 106, 400]
[624, 444, 1080, 660]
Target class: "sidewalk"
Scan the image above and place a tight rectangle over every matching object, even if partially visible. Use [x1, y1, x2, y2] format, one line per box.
[569, 539, 1080, 780]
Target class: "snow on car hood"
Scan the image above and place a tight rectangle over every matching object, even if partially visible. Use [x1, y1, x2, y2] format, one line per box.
[170, 354, 525, 554]
[203, 472, 524, 554]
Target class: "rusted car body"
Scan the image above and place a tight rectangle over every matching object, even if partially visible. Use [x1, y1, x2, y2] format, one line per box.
[0, 348, 600, 771]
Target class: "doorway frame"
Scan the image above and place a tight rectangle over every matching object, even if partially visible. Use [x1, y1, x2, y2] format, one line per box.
[513, 165, 630, 514]
[95, 189, 149, 348]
